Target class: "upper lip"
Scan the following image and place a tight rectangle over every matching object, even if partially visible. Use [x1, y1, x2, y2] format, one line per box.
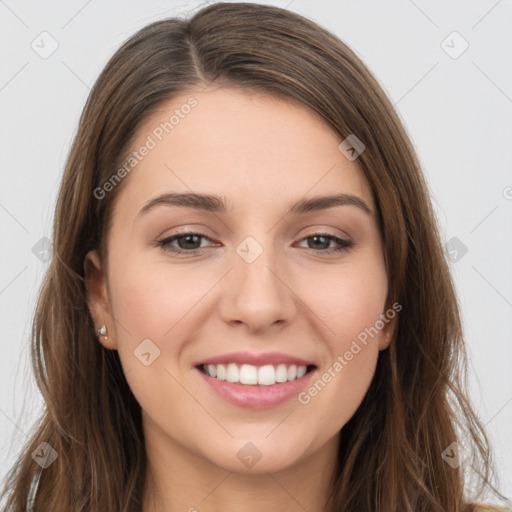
[195, 351, 316, 367]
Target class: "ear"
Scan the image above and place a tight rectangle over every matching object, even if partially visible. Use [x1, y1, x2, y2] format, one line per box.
[377, 299, 399, 351]
[84, 249, 117, 350]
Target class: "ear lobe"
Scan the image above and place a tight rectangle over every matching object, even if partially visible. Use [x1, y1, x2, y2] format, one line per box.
[378, 300, 399, 351]
[378, 320, 395, 351]
[84, 249, 116, 349]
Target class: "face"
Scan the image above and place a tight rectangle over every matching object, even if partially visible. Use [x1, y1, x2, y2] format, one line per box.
[85, 87, 396, 475]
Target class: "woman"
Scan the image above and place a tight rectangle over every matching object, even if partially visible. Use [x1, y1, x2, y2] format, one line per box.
[1, 2, 509, 511]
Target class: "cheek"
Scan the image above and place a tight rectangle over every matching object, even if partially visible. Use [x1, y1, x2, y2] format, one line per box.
[295, 260, 386, 411]
[105, 253, 180, 375]
[308, 258, 388, 348]
[298, 282, 383, 431]
[107, 251, 196, 342]
[302, 346, 378, 436]
[106, 259, 189, 422]
[105, 251, 218, 391]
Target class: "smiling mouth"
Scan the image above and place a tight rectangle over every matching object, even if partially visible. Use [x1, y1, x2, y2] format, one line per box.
[197, 362, 317, 386]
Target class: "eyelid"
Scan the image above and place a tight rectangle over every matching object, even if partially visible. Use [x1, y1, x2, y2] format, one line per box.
[156, 229, 354, 255]
[155, 230, 217, 254]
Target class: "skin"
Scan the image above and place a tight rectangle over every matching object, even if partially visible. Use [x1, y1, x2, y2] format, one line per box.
[84, 87, 396, 512]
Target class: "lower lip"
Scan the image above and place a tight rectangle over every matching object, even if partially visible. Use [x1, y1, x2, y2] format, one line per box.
[195, 367, 317, 409]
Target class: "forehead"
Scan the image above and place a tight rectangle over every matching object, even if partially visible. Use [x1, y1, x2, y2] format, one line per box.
[112, 87, 375, 219]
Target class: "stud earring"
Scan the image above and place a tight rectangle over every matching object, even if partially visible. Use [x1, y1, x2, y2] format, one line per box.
[97, 324, 108, 341]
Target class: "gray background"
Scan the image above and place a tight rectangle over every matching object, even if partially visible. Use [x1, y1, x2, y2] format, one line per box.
[1, 0, 511, 506]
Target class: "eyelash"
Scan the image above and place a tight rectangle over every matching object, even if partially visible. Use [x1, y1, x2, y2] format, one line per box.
[156, 231, 354, 255]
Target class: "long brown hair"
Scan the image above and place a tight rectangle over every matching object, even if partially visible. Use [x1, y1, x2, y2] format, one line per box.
[1, 2, 507, 511]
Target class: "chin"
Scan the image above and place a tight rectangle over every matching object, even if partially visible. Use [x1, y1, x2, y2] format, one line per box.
[202, 434, 313, 475]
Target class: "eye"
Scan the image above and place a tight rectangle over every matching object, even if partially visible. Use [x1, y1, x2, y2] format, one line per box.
[295, 233, 354, 254]
[156, 231, 216, 254]
[156, 231, 353, 255]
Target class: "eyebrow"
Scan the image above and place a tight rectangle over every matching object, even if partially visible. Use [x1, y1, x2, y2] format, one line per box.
[137, 192, 373, 219]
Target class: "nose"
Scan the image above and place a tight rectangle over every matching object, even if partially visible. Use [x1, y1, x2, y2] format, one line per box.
[217, 241, 298, 334]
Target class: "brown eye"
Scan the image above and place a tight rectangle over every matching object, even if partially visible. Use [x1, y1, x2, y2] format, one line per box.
[296, 233, 353, 253]
[157, 232, 214, 254]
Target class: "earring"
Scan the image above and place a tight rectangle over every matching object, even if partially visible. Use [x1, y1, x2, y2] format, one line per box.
[97, 324, 108, 341]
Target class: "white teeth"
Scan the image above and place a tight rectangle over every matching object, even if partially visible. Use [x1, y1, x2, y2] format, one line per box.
[258, 365, 276, 386]
[226, 363, 239, 383]
[202, 363, 311, 385]
[240, 364, 258, 384]
[216, 364, 226, 380]
[275, 364, 288, 383]
[207, 364, 217, 378]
